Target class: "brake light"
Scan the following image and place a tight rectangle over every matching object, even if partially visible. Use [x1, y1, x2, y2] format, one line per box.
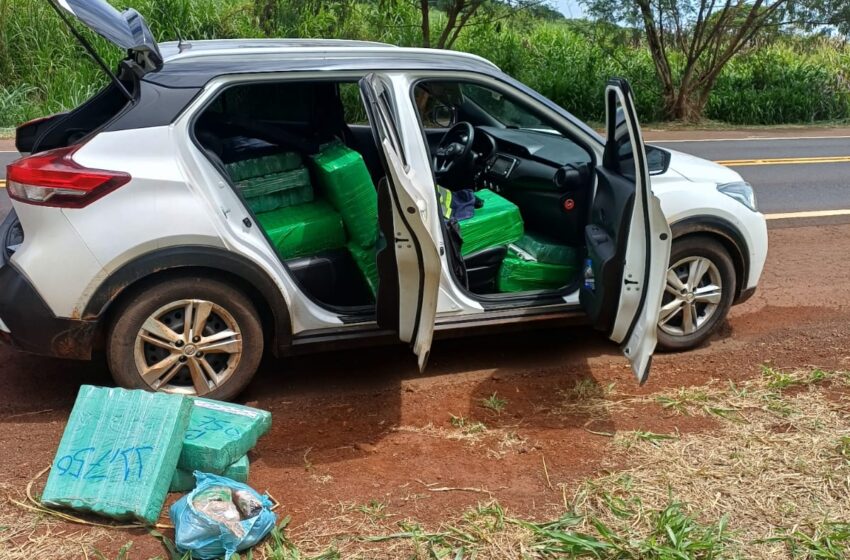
[7, 145, 131, 208]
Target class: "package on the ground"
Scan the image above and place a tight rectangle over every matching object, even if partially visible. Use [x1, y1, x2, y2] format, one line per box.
[170, 455, 249, 493]
[310, 141, 378, 248]
[177, 399, 271, 474]
[458, 190, 524, 256]
[170, 472, 276, 560]
[347, 241, 379, 297]
[256, 200, 346, 260]
[41, 386, 191, 524]
[497, 250, 579, 293]
[511, 232, 580, 266]
[238, 167, 314, 214]
[225, 152, 303, 182]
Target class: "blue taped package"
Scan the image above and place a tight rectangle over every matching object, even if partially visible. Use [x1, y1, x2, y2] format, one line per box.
[170, 472, 276, 560]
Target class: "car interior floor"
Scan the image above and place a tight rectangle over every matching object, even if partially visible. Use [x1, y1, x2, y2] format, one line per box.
[195, 80, 584, 311]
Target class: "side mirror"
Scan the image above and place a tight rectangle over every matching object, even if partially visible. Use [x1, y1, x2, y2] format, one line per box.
[428, 104, 456, 128]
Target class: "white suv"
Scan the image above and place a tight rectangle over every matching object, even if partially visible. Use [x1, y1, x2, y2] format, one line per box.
[0, 0, 767, 400]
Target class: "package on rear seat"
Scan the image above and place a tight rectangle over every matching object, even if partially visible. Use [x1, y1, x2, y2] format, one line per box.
[497, 250, 579, 293]
[458, 189, 524, 256]
[310, 142, 378, 248]
[225, 152, 303, 182]
[238, 167, 314, 214]
[256, 200, 346, 260]
[347, 241, 379, 297]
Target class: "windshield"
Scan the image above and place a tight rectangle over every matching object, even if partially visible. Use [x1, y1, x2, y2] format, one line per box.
[460, 83, 557, 133]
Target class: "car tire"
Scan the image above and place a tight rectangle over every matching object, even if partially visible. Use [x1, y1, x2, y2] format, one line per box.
[656, 236, 736, 352]
[107, 276, 264, 401]
[0, 209, 23, 266]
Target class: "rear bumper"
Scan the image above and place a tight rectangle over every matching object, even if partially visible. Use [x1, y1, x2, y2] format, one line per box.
[0, 263, 95, 360]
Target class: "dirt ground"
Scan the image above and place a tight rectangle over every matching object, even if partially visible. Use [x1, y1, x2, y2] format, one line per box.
[1, 221, 849, 558]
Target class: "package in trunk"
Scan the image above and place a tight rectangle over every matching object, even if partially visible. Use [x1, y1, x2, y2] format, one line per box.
[511, 232, 579, 266]
[347, 241, 379, 297]
[458, 190, 524, 256]
[41, 386, 192, 524]
[310, 141, 378, 248]
[177, 399, 271, 474]
[256, 200, 346, 259]
[170, 455, 250, 492]
[225, 152, 303, 182]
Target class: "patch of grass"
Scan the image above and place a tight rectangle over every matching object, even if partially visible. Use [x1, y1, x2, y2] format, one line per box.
[616, 429, 679, 449]
[570, 378, 615, 400]
[480, 393, 507, 414]
[92, 542, 134, 560]
[656, 387, 711, 415]
[837, 435, 850, 463]
[356, 499, 389, 522]
[262, 517, 339, 560]
[767, 522, 850, 559]
[449, 414, 487, 435]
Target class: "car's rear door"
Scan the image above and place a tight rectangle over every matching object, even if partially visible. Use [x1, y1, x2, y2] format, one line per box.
[359, 74, 442, 371]
[580, 78, 671, 384]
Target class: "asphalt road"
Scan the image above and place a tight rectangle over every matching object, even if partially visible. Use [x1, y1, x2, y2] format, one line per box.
[652, 135, 850, 214]
[1, 132, 848, 218]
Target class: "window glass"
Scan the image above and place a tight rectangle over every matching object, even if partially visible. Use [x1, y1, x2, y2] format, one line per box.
[460, 83, 554, 131]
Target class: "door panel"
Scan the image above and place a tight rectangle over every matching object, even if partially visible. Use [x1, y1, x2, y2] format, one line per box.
[580, 78, 671, 383]
[360, 74, 441, 370]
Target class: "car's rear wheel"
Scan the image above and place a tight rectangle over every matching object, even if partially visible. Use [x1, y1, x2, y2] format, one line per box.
[656, 236, 736, 352]
[107, 277, 263, 401]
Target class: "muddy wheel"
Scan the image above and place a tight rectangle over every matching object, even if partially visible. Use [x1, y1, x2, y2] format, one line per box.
[656, 236, 736, 352]
[107, 276, 263, 401]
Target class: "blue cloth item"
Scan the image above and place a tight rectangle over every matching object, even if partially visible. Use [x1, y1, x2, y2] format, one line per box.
[450, 189, 477, 220]
[169, 472, 276, 560]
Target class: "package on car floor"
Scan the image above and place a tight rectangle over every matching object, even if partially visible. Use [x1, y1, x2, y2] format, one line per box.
[177, 399, 272, 474]
[256, 200, 346, 260]
[238, 167, 314, 214]
[41, 385, 192, 523]
[225, 152, 303, 182]
[310, 141, 378, 248]
[497, 250, 579, 293]
[171, 455, 249, 493]
[347, 241, 379, 297]
[511, 231, 579, 266]
[458, 189, 524, 256]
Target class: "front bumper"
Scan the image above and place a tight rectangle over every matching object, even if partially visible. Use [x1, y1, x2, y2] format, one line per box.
[0, 263, 96, 360]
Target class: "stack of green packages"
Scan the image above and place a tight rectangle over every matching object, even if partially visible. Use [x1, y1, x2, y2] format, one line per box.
[458, 190, 524, 256]
[497, 231, 580, 292]
[256, 200, 346, 260]
[311, 141, 381, 296]
[226, 152, 313, 214]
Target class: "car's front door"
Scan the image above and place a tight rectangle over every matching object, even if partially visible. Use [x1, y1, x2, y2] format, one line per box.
[580, 78, 671, 384]
[359, 74, 442, 371]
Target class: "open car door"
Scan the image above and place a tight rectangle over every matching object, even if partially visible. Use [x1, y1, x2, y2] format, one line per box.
[359, 74, 442, 371]
[580, 78, 671, 384]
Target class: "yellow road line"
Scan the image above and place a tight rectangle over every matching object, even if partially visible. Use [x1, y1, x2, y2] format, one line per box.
[0, 180, 5, 189]
[765, 209, 850, 220]
[715, 155, 850, 166]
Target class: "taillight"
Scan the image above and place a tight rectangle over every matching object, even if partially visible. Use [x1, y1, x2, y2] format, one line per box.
[6, 145, 131, 208]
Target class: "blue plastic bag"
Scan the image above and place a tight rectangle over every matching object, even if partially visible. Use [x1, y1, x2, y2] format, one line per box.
[169, 472, 276, 559]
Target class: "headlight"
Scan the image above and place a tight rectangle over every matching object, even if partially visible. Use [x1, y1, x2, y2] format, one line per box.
[717, 181, 757, 211]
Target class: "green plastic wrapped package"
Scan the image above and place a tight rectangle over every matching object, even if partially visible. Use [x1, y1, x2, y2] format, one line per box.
[497, 251, 579, 293]
[238, 167, 314, 214]
[511, 232, 580, 266]
[348, 242, 379, 297]
[177, 399, 272, 474]
[41, 386, 192, 523]
[310, 142, 378, 248]
[225, 152, 302, 182]
[257, 200, 346, 259]
[458, 190, 524, 256]
[170, 455, 249, 493]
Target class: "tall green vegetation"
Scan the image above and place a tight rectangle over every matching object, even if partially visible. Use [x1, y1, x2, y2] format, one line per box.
[0, 0, 848, 128]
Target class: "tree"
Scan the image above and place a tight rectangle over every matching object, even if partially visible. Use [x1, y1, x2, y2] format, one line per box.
[414, 0, 548, 49]
[582, 0, 835, 120]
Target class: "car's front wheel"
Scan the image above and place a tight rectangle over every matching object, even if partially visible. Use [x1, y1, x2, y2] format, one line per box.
[107, 277, 264, 401]
[656, 236, 736, 351]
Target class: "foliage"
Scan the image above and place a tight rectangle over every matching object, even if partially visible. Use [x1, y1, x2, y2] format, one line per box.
[0, 0, 848, 127]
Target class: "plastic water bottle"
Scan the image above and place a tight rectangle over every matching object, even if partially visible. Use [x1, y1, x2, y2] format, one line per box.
[583, 258, 595, 291]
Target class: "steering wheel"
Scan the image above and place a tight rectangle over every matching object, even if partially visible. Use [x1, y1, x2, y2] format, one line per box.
[433, 122, 475, 177]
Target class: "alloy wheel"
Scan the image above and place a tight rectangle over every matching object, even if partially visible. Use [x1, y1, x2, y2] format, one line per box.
[133, 299, 243, 396]
[658, 256, 723, 337]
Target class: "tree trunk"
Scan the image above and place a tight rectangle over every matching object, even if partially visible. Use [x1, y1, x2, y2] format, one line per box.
[420, 0, 430, 48]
